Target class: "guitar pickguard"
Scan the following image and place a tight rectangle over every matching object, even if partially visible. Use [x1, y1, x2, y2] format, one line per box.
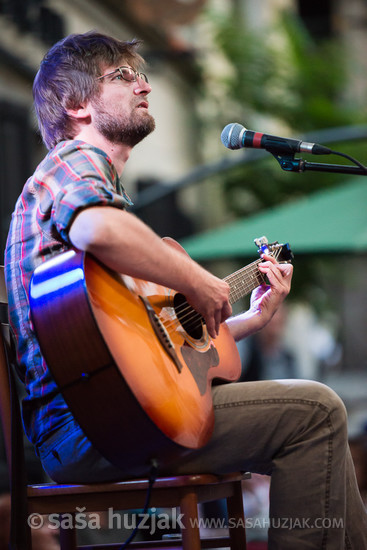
[181, 343, 220, 396]
[140, 290, 220, 396]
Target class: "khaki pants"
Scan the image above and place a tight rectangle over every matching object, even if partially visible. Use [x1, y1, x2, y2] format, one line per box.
[39, 379, 367, 549]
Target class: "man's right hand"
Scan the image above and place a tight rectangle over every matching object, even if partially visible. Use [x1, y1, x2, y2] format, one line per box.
[184, 272, 232, 339]
[161, 237, 232, 339]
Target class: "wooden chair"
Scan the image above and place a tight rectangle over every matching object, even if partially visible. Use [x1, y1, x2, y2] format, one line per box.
[0, 265, 249, 550]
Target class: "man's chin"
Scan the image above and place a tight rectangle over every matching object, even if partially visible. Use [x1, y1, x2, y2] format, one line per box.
[96, 111, 156, 147]
[123, 117, 156, 147]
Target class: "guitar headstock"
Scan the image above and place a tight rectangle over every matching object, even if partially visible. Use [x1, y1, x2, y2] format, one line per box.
[254, 236, 293, 263]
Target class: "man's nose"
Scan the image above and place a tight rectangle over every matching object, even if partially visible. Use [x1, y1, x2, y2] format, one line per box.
[134, 78, 152, 94]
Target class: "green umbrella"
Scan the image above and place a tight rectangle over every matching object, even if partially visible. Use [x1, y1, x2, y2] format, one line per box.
[181, 180, 367, 260]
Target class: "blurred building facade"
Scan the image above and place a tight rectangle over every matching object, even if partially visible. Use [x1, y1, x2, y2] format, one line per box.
[0, 0, 210, 255]
[0, 0, 367, 388]
[1, 0, 367, 246]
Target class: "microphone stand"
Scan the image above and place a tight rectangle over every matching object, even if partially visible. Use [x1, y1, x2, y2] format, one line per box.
[270, 151, 367, 176]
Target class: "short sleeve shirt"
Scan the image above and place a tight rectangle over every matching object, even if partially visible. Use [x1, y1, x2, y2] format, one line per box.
[4, 140, 133, 447]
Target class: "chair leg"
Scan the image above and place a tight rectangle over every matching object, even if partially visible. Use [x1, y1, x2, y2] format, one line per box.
[226, 481, 247, 550]
[179, 491, 201, 550]
[9, 511, 32, 550]
[59, 514, 77, 550]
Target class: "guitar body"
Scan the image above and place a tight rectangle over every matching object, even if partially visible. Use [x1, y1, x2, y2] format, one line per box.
[30, 248, 241, 475]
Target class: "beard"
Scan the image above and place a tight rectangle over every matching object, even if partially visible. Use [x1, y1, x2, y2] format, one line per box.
[92, 97, 156, 147]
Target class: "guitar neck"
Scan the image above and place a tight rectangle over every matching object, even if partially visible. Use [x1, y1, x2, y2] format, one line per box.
[224, 259, 265, 306]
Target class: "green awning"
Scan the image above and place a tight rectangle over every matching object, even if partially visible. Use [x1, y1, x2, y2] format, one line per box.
[181, 179, 367, 260]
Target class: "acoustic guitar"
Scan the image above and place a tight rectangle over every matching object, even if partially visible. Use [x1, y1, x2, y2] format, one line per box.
[29, 236, 292, 475]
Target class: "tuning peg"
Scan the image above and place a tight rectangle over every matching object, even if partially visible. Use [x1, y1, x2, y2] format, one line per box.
[254, 236, 268, 248]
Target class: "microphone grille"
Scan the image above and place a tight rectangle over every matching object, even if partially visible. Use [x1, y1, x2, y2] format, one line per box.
[221, 123, 245, 150]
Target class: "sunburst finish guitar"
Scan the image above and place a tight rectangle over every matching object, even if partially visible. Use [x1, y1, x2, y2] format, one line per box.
[29, 236, 292, 475]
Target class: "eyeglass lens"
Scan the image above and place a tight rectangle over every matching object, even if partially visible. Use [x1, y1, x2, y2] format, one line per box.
[119, 67, 148, 83]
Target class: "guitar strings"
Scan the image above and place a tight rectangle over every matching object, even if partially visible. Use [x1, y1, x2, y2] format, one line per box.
[162, 260, 263, 332]
[159, 247, 283, 335]
[160, 251, 283, 335]
[159, 259, 266, 335]
[162, 259, 269, 333]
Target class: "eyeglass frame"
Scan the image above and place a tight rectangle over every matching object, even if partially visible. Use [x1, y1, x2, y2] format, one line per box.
[96, 66, 149, 84]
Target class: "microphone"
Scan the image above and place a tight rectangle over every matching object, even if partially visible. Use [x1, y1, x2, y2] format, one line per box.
[221, 123, 332, 155]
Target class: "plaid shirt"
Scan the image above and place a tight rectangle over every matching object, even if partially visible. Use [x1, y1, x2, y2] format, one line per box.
[4, 140, 132, 447]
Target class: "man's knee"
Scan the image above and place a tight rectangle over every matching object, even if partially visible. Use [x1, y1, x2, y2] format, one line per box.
[304, 379, 348, 428]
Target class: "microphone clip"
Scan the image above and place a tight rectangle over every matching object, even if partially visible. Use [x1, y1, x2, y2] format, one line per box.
[271, 152, 305, 173]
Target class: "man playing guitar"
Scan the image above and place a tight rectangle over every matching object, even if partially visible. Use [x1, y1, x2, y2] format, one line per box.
[4, 31, 366, 549]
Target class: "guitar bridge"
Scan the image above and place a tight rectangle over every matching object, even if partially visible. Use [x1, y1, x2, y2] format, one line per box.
[139, 295, 183, 373]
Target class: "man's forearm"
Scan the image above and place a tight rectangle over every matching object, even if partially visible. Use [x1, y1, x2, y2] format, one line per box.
[69, 206, 202, 292]
[69, 206, 232, 338]
[226, 310, 263, 342]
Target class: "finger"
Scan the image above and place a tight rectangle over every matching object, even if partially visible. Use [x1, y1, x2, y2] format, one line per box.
[268, 267, 290, 288]
[260, 262, 291, 281]
[205, 316, 217, 339]
[222, 302, 233, 321]
[214, 311, 222, 336]
[259, 266, 290, 295]
[266, 265, 293, 289]
[278, 263, 294, 278]
[258, 263, 283, 285]
[261, 254, 277, 265]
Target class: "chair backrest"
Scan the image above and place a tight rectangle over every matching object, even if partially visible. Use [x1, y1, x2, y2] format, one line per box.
[0, 265, 12, 469]
[0, 265, 33, 549]
[0, 265, 6, 303]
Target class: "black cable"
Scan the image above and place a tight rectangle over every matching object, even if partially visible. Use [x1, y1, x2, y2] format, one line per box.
[117, 459, 159, 550]
[329, 149, 367, 173]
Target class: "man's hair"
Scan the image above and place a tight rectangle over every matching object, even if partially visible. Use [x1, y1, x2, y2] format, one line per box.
[33, 31, 144, 150]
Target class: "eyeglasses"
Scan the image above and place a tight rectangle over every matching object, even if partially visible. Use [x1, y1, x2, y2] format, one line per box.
[96, 66, 148, 84]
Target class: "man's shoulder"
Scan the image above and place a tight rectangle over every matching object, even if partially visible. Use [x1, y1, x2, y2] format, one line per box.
[46, 140, 115, 178]
[53, 140, 112, 163]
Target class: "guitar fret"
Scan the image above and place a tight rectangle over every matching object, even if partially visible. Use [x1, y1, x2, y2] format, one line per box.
[224, 260, 265, 305]
[223, 245, 287, 306]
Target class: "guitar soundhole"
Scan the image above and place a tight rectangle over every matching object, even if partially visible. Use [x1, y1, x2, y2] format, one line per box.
[173, 293, 204, 340]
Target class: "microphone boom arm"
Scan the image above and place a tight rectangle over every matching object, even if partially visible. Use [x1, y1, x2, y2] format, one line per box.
[271, 153, 367, 176]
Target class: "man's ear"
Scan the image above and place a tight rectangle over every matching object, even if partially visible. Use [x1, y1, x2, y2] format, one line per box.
[66, 102, 91, 121]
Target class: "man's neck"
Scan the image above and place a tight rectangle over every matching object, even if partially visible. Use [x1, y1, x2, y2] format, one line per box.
[74, 128, 132, 176]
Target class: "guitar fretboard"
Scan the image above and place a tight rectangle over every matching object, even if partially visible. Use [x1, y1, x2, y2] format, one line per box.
[224, 259, 265, 305]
